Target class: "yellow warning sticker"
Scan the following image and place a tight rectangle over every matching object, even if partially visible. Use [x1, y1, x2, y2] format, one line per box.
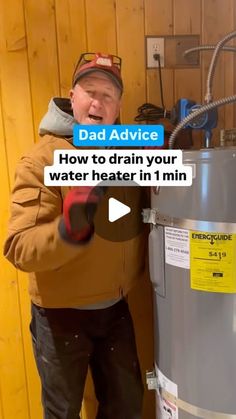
[190, 231, 236, 293]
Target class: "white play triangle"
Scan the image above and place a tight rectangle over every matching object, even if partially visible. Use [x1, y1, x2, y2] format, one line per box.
[108, 198, 131, 222]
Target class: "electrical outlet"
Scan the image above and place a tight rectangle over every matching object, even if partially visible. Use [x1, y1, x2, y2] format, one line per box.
[146, 37, 164, 68]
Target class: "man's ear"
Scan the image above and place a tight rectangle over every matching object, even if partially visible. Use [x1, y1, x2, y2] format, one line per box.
[116, 99, 122, 119]
[69, 89, 74, 105]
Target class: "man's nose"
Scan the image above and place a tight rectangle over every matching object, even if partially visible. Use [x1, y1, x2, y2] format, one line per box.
[90, 97, 103, 109]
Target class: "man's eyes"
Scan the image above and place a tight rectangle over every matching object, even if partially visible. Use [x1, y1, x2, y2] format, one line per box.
[103, 94, 113, 100]
[86, 90, 94, 97]
[85, 90, 114, 101]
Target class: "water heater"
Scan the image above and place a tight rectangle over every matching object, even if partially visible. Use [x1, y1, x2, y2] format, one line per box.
[146, 147, 236, 418]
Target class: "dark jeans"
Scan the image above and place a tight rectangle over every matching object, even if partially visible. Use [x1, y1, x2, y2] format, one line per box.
[30, 299, 144, 419]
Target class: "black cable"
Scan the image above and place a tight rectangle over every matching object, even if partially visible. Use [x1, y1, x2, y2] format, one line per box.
[155, 53, 165, 110]
[134, 53, 171, 123]
[134, 103, 171, 122]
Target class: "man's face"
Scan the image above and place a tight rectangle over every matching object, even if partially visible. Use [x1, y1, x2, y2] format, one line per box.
[70, 72, 121, 125]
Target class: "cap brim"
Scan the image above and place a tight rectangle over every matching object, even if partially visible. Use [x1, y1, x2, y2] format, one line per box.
[73, 68, 123, 91]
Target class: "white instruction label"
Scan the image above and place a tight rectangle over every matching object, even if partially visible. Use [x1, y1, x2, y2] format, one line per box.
[156, 366, 178, 419]
[165, 227, 190, 269]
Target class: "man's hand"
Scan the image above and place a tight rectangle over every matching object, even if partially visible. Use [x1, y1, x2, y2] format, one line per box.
[59, 186, 106, 243]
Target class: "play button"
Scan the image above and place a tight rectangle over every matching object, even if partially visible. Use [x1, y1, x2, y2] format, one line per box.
[86, 181, 148, 242]
[108, 198, 131, 222]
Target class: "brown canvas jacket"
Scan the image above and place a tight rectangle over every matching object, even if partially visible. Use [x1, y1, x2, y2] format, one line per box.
[3, 134, 148, 308]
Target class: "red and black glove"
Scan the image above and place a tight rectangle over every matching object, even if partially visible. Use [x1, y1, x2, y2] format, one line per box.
[59, 186, 106, 244]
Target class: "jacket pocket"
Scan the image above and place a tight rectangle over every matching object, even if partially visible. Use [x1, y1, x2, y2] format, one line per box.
[10, 187, 41, 230]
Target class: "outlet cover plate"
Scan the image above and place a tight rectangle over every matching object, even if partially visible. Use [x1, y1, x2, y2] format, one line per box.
[146, 36, 164, 68]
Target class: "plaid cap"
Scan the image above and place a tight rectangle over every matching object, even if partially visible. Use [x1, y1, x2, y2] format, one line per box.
[72, 52, 123, 92]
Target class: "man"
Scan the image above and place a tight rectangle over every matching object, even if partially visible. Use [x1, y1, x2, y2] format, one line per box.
[4, 53, 147, 419]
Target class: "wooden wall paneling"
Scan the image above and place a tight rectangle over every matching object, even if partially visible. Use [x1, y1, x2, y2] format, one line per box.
[0, 393, 3, 419]
[173, 0, 201, 102]
[221, 48, 234, 130]
[116, 0, 146, 124]
[0, 347, 3, 419]
[201, 0, 235, 144]
[146, 69, 174, 111]
[145, 0, 173, 35]
[174, 69, 201, 103]
[145, 0, 174, 117]
[175, 0, 201, 104]
[85, 0, 119, 139]
[55, 0, 87, 97]
[0, 0, 35, 186]
[173, 0, 201, 35]
[0, 0, 39, 413]
[0, 89, 30, 418]
[1, 0, 55, 418]
[173, 0, 201, 147]
[86, 0, 117, 53]
[0, 0, 37, 416]
[24, 0, 60, 140]
[220, 0, 235, 130]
